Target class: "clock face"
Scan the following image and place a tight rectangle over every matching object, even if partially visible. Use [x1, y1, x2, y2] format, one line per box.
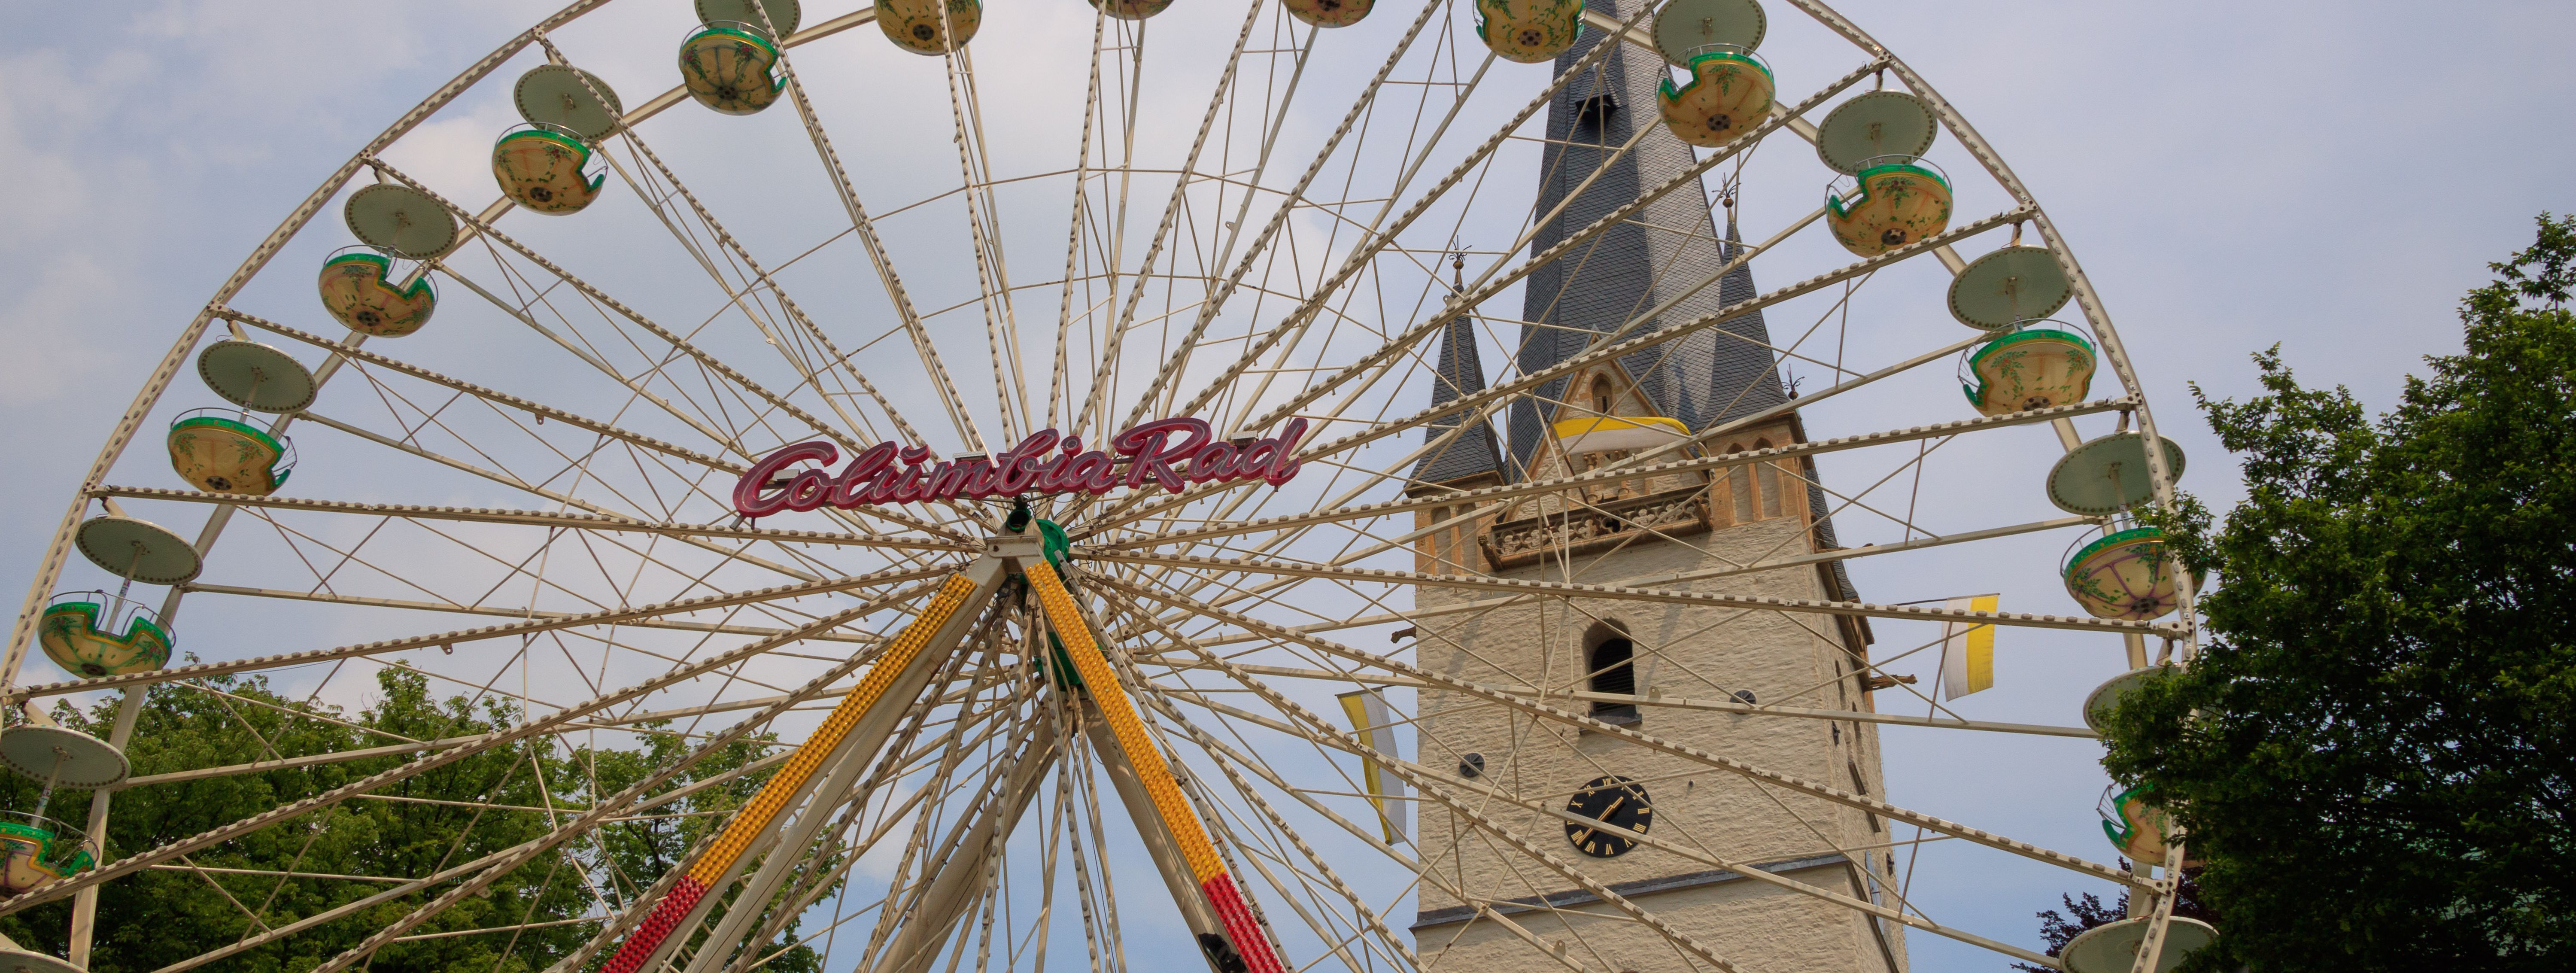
[1564, 775, 1652, 857]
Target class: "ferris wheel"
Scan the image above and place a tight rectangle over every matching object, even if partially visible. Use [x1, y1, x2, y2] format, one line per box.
[0, 0, 2218, 972]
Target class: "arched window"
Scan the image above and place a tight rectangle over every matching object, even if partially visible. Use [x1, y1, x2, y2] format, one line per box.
[1589, 635, 1638, 722]
[1589, 375, 1615, 415]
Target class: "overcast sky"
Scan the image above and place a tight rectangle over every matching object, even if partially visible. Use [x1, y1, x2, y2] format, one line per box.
[2, 1, 2568, 970]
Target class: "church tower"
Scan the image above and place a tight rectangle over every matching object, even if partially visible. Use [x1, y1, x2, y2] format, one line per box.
[1406, 1, 1903, 970]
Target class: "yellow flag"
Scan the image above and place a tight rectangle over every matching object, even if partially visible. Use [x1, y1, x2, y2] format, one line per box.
[1940, 595, 1999, 699]
[1337, 689, 1408, 843]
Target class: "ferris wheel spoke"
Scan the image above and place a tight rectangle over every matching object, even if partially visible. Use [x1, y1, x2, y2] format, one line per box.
[149, 816, 594, 973]
[1038, 9, 1114, 432]
[1183, 776, 1384, 973]
[434, 242, 870, 487]
[306, 612, 948, 973]
[1104, 397, 2126, 558]
[1112, 0, 1448, 435]
[1140, 693, 1425, 969]
[1104, 548, 2169, 635]
[90, 486, 972, 556]
[1170, 759, 1577, 973]
[1097, 210, 2030, 541]
[222, 505, 882, 644]
[1, 575, 942, 921]
[1096, 436, 1425, 604]
[1154, 657, 2092, 739]
[1126, 27, 1335, 427]
[875, 710, 1060, 973]
[747, 715, 1036, 973]
[506, 693, 1015, 972]
[682, 635, 1002, 973]
[430, 8, 890, 267]
[1217, 56, 1893, 456]
[126, 699, 809, 792]
[593, 563, 1006, 973]
[9, 566, 948, 703]
[1426, 695, 2056, 966]
[750, 3, 987, 453]
[836, 718, 1039, 973]
[281, 399, 907, 581]
[428, 258, 796, 467]
[1209, 44, 1507, 434]
[588, 109, 931, 452]
[365, 160, 870, 459]
[755, 631, 1038, 973]
[0, 4, 636, 700]
[936, 44, 1038, 443]
[1784, 0, 2198, 634]
[284, 409, 844, 583]
[1105, 602, 1425, 965]
[1176, 0, 1668, 435]
[1117, 578, 2146, 892]
[223, 310, 748, 475]
[1070, 0, 1275, 438]
[1127, 599, 1742, 973]
[1159, 679, 1803, 968]
[1146, 703, 1882, 970]
[551, 718, 1001, 973]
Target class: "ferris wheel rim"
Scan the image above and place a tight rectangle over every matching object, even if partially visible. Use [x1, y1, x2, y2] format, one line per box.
[0, 1, 2203, 970]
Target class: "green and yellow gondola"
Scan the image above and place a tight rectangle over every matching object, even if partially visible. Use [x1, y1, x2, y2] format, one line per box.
[678, 23, 787, 115]
[1476, 0, 1584, 64]
[1657, 46, 1774, 147]
[317, 249, 436, 337]
[167, 408, 295, 497]
[2099, 782, 2193, 866]
[36, 592, 171, 678]
[1090, 0, 1173, 19]
[0, 814, 94, 895]
[1825, 155, 1951, 257]
[0, 726, 121, 897]
[878, 0, 982, 52]
[2063, 526, 2178, 621]
[1960, 320, 2096, 417]
[1283, 0, 1373, 28]
[492, 124, 605, 215]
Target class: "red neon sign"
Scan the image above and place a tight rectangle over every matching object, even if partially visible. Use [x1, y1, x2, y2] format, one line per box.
[732, 417, 1308, 516]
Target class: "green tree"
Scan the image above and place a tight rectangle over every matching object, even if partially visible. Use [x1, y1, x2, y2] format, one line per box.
[0, 665, 814, 973]
[2098, 214, 2576, 971]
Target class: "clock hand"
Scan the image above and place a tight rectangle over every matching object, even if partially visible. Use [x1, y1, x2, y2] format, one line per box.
[1572, 794, 1632, 847]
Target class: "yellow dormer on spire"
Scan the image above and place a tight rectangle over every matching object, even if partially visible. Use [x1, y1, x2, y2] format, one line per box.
[1552, 415, 1690, 456]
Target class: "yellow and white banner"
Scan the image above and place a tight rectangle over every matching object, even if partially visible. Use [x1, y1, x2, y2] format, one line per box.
[1939, 594, 1999, 699]
[1337, 689, 1409, 842]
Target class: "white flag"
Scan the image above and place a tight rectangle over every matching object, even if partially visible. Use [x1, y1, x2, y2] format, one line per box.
[1940, 595, 1999, 699]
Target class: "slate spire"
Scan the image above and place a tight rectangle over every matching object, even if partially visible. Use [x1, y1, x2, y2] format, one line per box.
[1413, 250, 1506, 487]
[1501, 0, 1789, 475]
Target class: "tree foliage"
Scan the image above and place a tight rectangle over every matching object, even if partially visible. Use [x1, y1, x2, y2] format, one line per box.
[0, 666, 818, 973]
[2098, 214, 2576, 971]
